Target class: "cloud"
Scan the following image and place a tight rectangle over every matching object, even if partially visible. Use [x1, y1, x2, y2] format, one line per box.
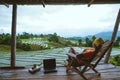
[0, 4, 120, 37]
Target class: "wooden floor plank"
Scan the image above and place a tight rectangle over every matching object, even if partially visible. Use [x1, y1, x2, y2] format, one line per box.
[0, 64, 120, 80]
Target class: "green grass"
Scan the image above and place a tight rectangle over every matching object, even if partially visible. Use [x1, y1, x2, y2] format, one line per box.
[0, 44, 11, 52]
[0, 44, 24, 52]
[109, 54, 120, 66]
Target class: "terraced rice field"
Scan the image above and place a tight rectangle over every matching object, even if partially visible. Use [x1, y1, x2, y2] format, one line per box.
[0, 47, 120, 67]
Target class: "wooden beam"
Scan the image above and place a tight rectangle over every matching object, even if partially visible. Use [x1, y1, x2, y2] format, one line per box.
[88, 0, 95, 7]
[104, 9, 120, 63]
[11, 4, 17, 68]
[0, 0, 120, 5]
[0, 0, 9, 7]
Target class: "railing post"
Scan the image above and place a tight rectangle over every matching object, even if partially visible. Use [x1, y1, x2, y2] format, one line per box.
[104, 9, 120, 63]
[11, 4, 17, 68]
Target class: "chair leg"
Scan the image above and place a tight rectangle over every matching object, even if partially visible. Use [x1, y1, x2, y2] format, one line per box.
[65, 59, 73, 73]
[66, 65, 91, 80]
[92, 67, 98, 73]
[73, 67, 88, 80]
[89, 64, 99, 73]
[80, 74, 88, 80]
[66, 65, 71, 73]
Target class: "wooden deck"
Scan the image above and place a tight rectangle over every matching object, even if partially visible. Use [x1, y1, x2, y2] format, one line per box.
[0, 64, 120, 80]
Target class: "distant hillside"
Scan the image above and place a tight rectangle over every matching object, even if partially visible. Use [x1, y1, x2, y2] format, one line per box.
[86, 31, 120, 40]
[67, 37, 82, 40]
[68, 31, 120, 40]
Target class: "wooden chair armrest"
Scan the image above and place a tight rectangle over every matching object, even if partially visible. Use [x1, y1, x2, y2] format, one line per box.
[66, 53, 77, 58]
[67, 53, 90, 66]
[67, 53, 86, 61]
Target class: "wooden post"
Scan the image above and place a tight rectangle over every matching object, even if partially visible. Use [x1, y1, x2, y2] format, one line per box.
[11, 4, 17, 68]
[104, 9, 120, 63]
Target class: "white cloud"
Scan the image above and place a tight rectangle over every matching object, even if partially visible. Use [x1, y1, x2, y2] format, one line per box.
[0, 4, 120, 37]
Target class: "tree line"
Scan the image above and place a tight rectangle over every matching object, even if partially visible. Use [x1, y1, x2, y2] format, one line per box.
[0, 32, 120, 51]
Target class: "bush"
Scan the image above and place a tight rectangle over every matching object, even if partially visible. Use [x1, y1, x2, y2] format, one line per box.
[109, 54, 120, 66]
[17, 41, 31, 51]
[21, 43, 31, 51]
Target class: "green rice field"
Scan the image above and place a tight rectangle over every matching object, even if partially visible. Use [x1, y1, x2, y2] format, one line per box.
[0, 47, 120, 67]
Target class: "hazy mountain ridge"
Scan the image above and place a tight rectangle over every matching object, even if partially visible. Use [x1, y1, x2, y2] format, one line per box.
[68, 31, 120, 40]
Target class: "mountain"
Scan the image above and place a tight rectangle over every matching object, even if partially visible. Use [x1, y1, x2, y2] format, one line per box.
[68, 31, 120, 40]
[86, 31, 120, 40]
[67, 37, 83, 40]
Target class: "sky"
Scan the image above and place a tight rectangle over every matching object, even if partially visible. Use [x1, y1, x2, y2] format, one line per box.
[0, 4, 120, 37]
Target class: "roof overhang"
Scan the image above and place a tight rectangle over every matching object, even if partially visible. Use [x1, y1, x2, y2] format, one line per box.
[0, 0, 120, 5]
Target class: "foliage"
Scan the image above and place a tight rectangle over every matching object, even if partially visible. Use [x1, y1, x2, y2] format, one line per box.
[109, 54, 120, 66]
[48, 33, 59, 43]
[85, 37, 92, 47]
[0, 44, 11, 52]
[0, 44, 24, 52]
[78, 39, 82, 46]
[0, 33, 11, 45]
[30, 44, 50, 50]
[114, 41, 119, 47]
[65, 40, 76, 46]
[114, 36, 120, 47]
[0, 32, 119, 52]
[18, 32, 33, 39]
[17, 42, 31, 51]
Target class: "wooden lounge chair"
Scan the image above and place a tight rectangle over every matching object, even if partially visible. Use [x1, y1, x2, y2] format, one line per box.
[65, 40, 113, 80]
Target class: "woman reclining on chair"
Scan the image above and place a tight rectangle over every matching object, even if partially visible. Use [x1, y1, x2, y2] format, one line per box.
[68, 38, 104, 65]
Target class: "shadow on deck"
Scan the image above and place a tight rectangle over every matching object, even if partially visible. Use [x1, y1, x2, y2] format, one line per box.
[0, 64, 120, 80]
